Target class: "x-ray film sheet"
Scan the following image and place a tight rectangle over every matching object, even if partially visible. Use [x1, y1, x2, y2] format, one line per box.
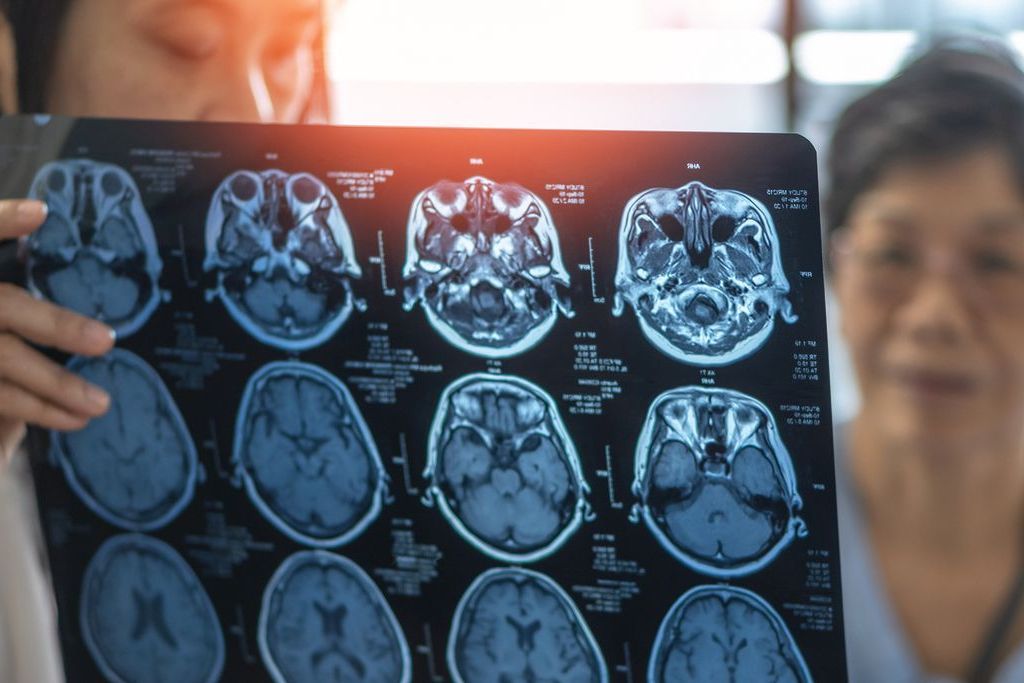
[0, 115, 846, 682]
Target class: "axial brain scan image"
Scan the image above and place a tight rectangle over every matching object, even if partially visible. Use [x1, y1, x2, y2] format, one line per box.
[259, 551, 410, 683]
[632, 386, 805, 577]
[51, 349, 199, 531]
[424, 373, 591, 563]
[448, 567, 607, 683]
[233, 361, 386, 547]
[403, 176, 573, 357]
[648, 585, 812, 683]
[613, 181, 795, 366]
[80, 534, 225, 683]
[25, 159, 163, 338]
[204, 169, 362, 351]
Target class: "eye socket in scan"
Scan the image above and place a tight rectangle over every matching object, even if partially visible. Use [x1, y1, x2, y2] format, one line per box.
[613, 182, 797, 366]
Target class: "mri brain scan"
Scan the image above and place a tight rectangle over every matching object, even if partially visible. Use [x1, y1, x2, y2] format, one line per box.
[51, 349, 199, 531]
[448, 567, 607, 683]
[403, 176, 573, 357]
[648, 585, 812, 683]
[259, 551, 410, 683]
[204, 169, 362, 351]
[424, 373, 591, 563]
[233, 361, 387, 547]
[24, 159, 163, 338]
[80, 534, 224, 683]
[631, 386, 805, 577]
[613, 181, 796, 366]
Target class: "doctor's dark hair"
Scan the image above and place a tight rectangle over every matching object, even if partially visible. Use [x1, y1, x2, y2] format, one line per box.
[826, 36, 1024, 240]
[0, 0, 72, 114]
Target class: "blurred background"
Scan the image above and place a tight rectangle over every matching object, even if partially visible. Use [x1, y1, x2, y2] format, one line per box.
[324, 0, 1024, 420]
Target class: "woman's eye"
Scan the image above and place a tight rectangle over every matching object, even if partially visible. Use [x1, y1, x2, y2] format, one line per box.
[147, 15, 223, 61]
[974, 251, 1023, 274]
[864, 244, 915, 267]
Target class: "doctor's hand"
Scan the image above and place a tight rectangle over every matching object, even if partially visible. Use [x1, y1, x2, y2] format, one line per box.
[0, 199, 115, 461]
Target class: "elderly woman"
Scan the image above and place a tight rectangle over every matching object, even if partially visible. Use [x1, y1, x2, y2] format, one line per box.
[0, 1, 329, 680]
[830, 40, 1024, 682]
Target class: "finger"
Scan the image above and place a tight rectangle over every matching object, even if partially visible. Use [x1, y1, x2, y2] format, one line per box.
[0, 283, 115, 356]
[0, 200, 48, 240]
[0, 379, 90, 432]
[0, 335, 110, 418]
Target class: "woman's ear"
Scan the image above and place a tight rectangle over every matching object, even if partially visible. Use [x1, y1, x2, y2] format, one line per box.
[0, 12, 17, 114]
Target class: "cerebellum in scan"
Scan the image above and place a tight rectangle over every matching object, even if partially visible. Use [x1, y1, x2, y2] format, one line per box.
[648, 585, 812, 683]
[24, 159, 163, 338]
[403, 176, 573, 358]
[204, 169, 363, 351]
[258, 550, 411, 683]
[80, 534, 225, 683]
[631, 386, 806, 578]
[51, 348, 199, 531]
[447, 567, 608, 683]
[232, 361, 387, 547]
[613, 181, 796, 366]
[423, 373, 592, 563]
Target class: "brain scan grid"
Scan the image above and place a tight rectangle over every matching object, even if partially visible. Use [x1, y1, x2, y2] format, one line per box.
[614, 182, 796, 366]
[204, 169, 363, 351]
[25, 159, 163, 338]
[632, 386, 806, 577]
[403, 176, 573, 358]
[51, 349, 199, 531]
[233, 361, 387, 547]
[13, 120, 844, 683]
[648, 585, 812, 683]
[80, 534, 225, 683]
[448, 568, 608, 683]
[259, 551, 411, 683]
[424, 373, 592, 563]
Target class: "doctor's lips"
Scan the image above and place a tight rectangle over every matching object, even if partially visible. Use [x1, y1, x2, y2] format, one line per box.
[888, 366, 979, 396]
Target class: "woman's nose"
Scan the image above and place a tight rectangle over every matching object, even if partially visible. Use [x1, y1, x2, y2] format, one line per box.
[894, 264, 975, 348]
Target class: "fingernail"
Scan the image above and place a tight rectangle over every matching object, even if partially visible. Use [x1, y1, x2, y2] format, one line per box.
[85, 320, 115, 346]
[85, 384, 110, 411]
[17, 200, 47, 222]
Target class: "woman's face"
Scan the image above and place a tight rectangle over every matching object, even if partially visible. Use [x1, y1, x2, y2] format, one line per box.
[43, 0, 321, 123]
[834, 148, 1024, 450]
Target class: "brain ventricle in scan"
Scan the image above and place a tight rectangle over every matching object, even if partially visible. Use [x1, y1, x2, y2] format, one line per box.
[448, 567, 608, 683]
[403, 176, 573, 357]
[204, 169, 362, 351]
[425, 373, 591, 562]
[632, 386, 805, 577]
[80, 534, 225, 683]
[259, 551, 410, 683]
[648, 585, 812, 683]
[613, 181, 796, 366]
[51, 349, 199, 531]
[233, 361, 386, 547]
[25, 159, 163, 338]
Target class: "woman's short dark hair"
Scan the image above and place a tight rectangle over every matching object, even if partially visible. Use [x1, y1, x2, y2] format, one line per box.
[1, 0, 73, 114]
[826, 36, 1024, 238]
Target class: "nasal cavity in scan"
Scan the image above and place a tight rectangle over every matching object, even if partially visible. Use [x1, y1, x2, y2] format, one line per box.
[233, 361, 387, 547]
[648, 585, 812, 683]
[447, 567, 607, 683]
[51, 348, 199, 531]
[80, 534, 225, 683]
[24, 159, 164, 338]
[204, 169, 363, 351]
[424, 373, 592, 563]
[259, 550, 410, 683]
